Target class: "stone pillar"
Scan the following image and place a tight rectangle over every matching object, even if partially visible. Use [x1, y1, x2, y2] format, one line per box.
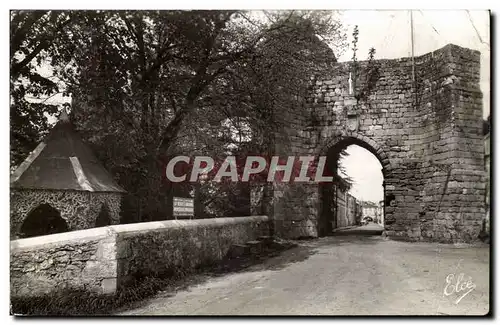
[439, 45, 485, 242]
[272, 182, 319, 238]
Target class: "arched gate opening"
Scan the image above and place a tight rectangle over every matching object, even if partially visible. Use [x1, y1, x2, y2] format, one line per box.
[318, 136, 388, 236]
[19, 203, 69, 238]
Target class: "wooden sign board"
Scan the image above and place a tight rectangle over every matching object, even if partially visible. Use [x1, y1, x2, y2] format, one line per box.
[173, 197, 194, 219]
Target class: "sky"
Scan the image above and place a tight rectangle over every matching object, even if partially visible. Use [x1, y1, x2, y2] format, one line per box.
[335, 10, 490, 203]
[339, 145, 384, 204]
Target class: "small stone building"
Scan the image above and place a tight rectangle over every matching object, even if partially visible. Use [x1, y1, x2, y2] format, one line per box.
[10, 110, 125, 239]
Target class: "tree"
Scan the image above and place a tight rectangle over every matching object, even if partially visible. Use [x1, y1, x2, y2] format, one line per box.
[10, 10, 77, 166]
[10, 10, 348, 222]
[174, 11, 349, 218]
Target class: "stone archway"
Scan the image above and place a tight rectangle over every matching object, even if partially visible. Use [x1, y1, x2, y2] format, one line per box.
[266, 44, 485, 243]
[10, 189, 91, 238]
[317, 134, 389, 236]
[19, 203, 68, 238]
[319, 132, 393, 177]
[95, 203, 111, 227]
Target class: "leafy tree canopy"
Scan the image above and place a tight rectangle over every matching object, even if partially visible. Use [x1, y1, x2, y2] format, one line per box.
[10, 10, 349, 221]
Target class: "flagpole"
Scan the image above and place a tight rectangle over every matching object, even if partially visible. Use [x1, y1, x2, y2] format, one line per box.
[410, 10, 415, 83]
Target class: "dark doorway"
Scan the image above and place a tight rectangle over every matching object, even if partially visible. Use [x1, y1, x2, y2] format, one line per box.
[20, 204, 68, 238]
[95, 204, 111, 227]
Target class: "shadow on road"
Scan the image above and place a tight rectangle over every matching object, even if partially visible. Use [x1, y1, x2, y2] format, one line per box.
[210, 244, 318, 274]
[116, 242, 318, 313]
[330, 223, 384, 237]
[321, 235, 384, 246]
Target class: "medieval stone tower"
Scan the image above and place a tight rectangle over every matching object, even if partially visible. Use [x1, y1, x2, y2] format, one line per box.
[253, 44, 486, 243]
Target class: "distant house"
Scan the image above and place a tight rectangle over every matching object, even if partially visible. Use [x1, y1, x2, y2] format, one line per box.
[355, 201, 363, 225]
[361, 201, 378, 219]
[328, 176, 362, 229]
[333, 177, 350, 229]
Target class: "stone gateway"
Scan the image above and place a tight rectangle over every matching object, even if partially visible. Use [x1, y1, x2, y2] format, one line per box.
[255, 44, 485, 243]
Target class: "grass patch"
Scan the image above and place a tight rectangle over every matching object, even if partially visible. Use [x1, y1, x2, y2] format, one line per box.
[11, 274, 187, 316]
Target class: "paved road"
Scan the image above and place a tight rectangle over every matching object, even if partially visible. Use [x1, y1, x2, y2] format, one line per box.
[333, 222, 385, 235]
[120, 235, 490, 316]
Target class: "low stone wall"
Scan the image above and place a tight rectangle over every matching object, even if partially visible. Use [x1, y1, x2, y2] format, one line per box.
[10, 216, 270, 298]
[10, 227, 117, 297]
[115, 217, 269, 285]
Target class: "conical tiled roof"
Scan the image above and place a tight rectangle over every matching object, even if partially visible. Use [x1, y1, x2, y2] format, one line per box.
[10, 109, 126, 193]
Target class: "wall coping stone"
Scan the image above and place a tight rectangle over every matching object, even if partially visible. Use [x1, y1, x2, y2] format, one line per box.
[10, 227, 114, 252]
[109, 216, 269, 235]
[10, 216, 270, 252]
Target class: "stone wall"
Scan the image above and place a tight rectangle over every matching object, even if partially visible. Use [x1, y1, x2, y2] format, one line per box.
[346, 194, 358, 226]
[10, 227, 117, 297]
[332, 190, 358, 229]
[115, 216, 269, 285]
[10, 215, 270, 298]
[265, 44, 485, 243]
[10, 189, 121, 238]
